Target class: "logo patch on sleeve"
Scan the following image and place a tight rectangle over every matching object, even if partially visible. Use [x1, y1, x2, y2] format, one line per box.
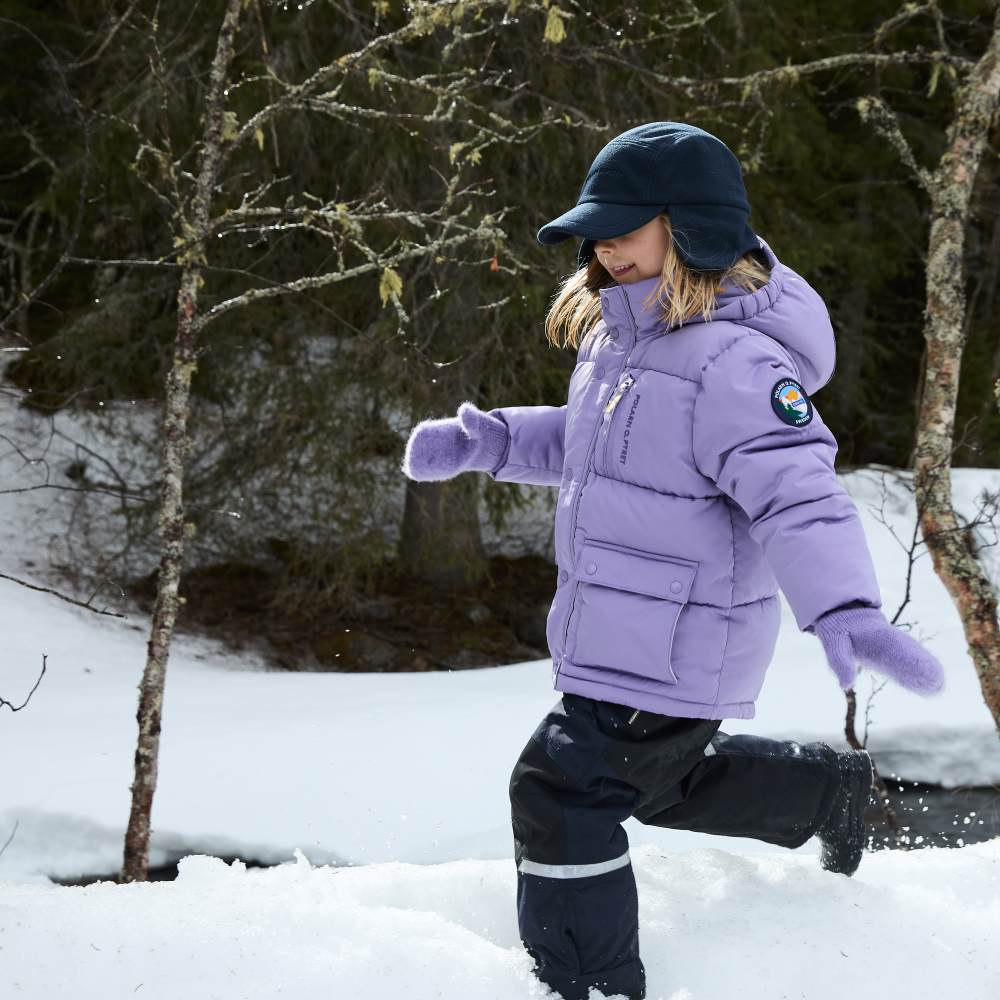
[770, 377, 813, 426]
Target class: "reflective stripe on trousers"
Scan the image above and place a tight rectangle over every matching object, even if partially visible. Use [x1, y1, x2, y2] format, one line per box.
[518, 849, 632, 879]
[508, 692, 842, 1000]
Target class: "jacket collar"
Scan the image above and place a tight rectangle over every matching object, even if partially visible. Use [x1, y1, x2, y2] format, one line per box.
[598, 238, 785, 337]
[594, 236, 835, 394]
[598, 275, 667, 337]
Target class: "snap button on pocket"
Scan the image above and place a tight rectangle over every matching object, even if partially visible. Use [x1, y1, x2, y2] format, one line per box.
[595, 366, 605, 378]
[565, 539, 699, 686]
[560, 570, 568, 583]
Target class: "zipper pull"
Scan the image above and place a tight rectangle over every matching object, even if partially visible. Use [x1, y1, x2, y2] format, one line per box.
[603, 373, 636, 415]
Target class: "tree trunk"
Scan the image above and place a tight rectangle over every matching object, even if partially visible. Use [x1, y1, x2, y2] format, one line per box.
[398, 476, 489, 589]
[121, 0, 243, 883]
[396, 280, 492, 590]
[913, 6, 1000, 736]
[121, 265, 201, 882]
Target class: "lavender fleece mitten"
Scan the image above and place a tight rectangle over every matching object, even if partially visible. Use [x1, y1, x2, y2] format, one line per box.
[808, 604, 945, 695]
[401, 401, 509, 481]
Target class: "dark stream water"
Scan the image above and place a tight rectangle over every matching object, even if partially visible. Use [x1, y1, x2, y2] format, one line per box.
[864, 779, 1000, 851]
[54, 780, 999, 887]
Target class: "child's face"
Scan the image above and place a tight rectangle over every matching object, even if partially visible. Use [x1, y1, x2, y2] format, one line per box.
[593, 216, 669, 283]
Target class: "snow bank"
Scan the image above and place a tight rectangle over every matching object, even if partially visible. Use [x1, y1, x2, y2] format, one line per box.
[2, 842, 997, 1000]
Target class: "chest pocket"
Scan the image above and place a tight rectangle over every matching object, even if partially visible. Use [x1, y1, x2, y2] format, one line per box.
[596, 369, 704, 494]
[566, 537, 698, 685]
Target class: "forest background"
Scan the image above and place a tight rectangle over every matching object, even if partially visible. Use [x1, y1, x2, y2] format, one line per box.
[2, 0, 999, 679]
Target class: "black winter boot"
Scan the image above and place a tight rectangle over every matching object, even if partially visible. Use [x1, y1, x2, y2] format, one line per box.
[816, 749, 875, 876]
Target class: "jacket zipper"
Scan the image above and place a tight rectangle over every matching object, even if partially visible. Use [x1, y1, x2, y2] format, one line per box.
[604, 373, 636, 416]
[599, 373, 636, 475]
[555, 291, 639, 678]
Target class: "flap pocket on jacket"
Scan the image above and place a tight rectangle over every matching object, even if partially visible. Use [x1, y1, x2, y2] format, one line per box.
[567, 539, 698, 685]
[578, 539, 696, 603]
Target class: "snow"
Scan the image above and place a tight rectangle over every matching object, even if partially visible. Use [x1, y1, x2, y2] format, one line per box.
[1, 396, 999, 998]
[3, 845, 998, 999]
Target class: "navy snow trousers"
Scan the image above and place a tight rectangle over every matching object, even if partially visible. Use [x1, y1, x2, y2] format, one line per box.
[509, 693, 843, 1000]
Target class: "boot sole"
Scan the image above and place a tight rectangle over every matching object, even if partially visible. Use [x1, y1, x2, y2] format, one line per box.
[821, 749, 875, 876]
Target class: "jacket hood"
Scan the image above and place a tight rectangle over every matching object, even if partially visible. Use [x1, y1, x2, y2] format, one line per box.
[603, 235, 836, 394]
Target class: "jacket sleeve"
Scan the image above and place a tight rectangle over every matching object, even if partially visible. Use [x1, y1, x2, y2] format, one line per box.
[691, 333, 882, 632]
[484, 404, 566, 487]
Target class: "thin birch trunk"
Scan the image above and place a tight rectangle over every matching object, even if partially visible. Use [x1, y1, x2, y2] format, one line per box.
[912, 8, 1000, 734]
[121, 0, 244, 884]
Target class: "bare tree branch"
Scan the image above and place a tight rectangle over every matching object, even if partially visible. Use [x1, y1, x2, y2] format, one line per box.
[65, 0, 142, 70]
[857, 95, 935, 195]
[0, 820, 18, 859]
[0, 655, 47, 712]
[588, 46, 972, 101]
[0, 571, 126, 619]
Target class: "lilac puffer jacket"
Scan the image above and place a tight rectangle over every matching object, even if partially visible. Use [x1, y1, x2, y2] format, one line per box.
[486, 236, 881, 720]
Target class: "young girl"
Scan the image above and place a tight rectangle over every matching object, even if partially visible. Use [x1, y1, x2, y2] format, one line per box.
[401, 122, 945, 1000]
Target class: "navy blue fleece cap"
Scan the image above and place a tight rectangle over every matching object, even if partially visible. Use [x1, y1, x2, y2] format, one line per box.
[537, 121, 761, 272]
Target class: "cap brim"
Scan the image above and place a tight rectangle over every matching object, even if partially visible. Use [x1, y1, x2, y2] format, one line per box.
[537, 202, 664, 245]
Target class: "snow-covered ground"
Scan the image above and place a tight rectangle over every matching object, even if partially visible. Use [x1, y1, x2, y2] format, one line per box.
[1, 396, 999, 999]
[4, 844, 997, 1000]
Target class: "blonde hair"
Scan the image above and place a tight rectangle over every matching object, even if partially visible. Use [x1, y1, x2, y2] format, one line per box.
[543, 213, 772, 351]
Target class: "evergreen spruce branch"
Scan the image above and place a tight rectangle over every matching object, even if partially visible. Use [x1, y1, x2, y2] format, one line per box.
[0, 20, 93, 342]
